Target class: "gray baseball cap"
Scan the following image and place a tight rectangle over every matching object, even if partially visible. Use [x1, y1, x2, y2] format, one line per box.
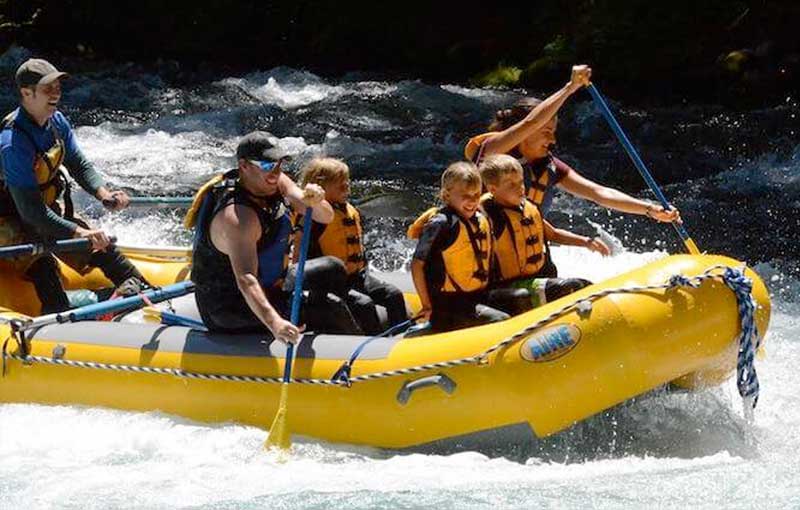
[15, 58, 69, 88]
[235, 131, 292, 162]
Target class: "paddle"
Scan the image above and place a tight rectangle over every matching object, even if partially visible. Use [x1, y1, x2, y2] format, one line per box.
[143, 307, 208, 330]
[102, 193, 392, 210]
[586, 84, 700, 255]
[0, 237, 117, 260]
[9, 281, 195, 332]
[116, 243, 192, 259]
[103, 196, 194, 209]
[265, 208, 313, 451]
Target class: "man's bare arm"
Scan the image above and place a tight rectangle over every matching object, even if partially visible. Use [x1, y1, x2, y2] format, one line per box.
[278, 173, 334, 223]
[210, 203, 303, 343]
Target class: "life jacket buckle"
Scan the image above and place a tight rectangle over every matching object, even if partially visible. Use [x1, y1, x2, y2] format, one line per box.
[346, 236, 360, 244]
[342, 217, 357, 226]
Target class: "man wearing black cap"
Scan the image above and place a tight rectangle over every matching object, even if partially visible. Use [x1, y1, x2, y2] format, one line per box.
[0, 58, 148, 313]
[190, 131, 339, 344]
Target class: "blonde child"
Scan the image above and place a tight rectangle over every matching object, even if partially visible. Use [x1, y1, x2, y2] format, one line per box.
[408, 161, 508, 332]
[478, 154, 609, 313]
[297, 157, 407, 334]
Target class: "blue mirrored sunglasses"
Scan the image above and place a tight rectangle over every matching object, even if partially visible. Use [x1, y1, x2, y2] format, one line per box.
[254, 160, 284, 173]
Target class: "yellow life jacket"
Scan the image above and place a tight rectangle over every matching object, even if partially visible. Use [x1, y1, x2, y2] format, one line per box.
[1, 112, 66, 208]
[318, 202, 366, 275]
[465, 131, 554, 209]
[481, 195, 546, 281]
[521, 157, 556, 209]
[184, 173, 226, 229]
[464, 132, 494, 164]
[408, 206, 491, 293]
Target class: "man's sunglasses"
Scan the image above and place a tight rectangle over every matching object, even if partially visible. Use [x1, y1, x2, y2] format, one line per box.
[252, 158, 288, 173]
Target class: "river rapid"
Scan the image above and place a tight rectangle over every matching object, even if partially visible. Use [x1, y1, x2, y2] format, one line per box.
[1, 46, 798, 509]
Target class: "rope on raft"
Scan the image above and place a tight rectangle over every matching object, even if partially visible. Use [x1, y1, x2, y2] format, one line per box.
[2, 265, 762, 408]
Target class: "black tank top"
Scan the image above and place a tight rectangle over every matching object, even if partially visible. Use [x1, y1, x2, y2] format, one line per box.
[192, 171, 291, 328]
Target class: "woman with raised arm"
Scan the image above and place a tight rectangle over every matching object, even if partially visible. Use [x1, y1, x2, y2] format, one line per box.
[465, 65, 681, 223]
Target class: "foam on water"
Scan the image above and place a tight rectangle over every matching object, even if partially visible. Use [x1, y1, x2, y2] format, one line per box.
[3, 247, 798, 509]
[2, 56, 799, 508]
[74, 126, 228, 190]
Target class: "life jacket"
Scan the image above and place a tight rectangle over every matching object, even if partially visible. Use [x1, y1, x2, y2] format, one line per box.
[315, 202, 366, 275]
[481, 194, 546, 282]
[519, 156, 558, 213]
[190, 170, 291, 291]
[465, 132, 558, 213]
[464, 132, 493, 165]
[408, 207, 491, 293]
[0, 110, 67, 216]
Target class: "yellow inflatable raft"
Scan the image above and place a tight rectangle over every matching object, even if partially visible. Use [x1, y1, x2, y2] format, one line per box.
[0, 249, 770, 449]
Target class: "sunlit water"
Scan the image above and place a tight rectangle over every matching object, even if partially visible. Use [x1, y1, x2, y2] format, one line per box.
[1, 46, 798, 508]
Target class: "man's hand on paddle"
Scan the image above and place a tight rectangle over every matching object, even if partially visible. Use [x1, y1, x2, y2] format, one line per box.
[99, 188, 132, 211]
[301, 183, 326, 208]
[269, 316, 306, 345]
[75, 226, 112, 251]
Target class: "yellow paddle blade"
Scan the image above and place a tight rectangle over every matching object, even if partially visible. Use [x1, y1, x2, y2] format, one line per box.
[684, 237, 701, 255]
[264, 383, 291, 451]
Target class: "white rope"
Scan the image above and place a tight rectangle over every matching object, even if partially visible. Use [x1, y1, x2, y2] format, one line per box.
[2, 265, 761, 407]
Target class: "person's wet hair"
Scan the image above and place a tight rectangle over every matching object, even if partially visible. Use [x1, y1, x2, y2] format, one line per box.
[488, 97, 544, 132]
[478, 154, 523, 186]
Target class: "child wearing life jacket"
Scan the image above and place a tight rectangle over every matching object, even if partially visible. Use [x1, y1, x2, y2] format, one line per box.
[478, 154, 609, 314]
[296, 157, 408, 335]
[408, 161, 509, 333]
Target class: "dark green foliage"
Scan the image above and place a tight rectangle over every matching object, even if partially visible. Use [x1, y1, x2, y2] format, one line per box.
[0, 0, 797, 106]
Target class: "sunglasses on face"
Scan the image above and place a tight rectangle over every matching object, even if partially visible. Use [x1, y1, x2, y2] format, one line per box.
[252, 159, 286, 173]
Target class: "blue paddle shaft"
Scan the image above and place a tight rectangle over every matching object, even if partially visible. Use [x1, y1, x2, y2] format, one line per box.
[23, 281, 195, 330]
[0, 238, 90, 259]
[130, 197, 193, 206]
[282, 209, 313, 383]
[0, 237, 119, 260]
[104, 196, 194, 208]
[67, 281, 195, 322]
[586, 84, 694, 244]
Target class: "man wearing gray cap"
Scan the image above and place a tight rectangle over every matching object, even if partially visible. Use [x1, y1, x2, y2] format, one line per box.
[0, 58, 147, 313]
[189, 131, 343, 343]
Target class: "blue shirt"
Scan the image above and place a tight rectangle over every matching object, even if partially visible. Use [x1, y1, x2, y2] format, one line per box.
[0, 107, 105, 238]
[0, 107, 103, 193]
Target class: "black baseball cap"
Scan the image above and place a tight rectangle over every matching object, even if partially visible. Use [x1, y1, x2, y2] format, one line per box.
[235, 131, 291, 162]
[15, 58, 69, 88]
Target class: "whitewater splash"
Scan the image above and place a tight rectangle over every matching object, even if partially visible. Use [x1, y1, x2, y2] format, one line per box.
[1, 246, 796, 510]
[1, 53, 799, 508]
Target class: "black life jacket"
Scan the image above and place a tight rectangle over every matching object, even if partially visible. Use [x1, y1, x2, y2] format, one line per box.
[191, 170, 292, 322]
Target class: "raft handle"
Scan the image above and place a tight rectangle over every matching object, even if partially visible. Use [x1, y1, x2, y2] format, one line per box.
[396, 373, 456, 405]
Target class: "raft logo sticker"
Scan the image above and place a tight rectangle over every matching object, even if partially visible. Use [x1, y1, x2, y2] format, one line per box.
[520, 324, 581, 362]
